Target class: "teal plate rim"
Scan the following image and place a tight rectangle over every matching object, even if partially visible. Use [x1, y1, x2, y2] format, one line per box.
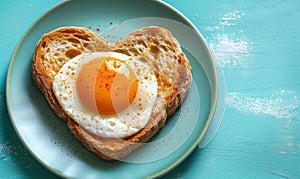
[6, 0, 219, 178]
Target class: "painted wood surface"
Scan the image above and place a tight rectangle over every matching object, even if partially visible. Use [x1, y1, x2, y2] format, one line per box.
[1, 0, 299, 178]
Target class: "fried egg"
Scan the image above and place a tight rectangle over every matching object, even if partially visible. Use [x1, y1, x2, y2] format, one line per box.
[52, 52, 157, 138]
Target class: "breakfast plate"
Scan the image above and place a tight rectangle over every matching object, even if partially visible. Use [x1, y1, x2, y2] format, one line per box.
[6, 0, 220, 178]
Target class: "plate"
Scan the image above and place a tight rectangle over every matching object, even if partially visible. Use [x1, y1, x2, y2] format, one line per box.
[6, 0, 219, 178]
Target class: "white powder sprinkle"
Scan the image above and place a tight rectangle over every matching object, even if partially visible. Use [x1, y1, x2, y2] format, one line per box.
[205, 10, 252, 67]
[0, 143, 17, 161]
[208, 34, 252, 67]
[206, 10, 245, 31]
[219, 10, 245, 26]
[226, 90, 300, 119]
[0, 142, 33, 168]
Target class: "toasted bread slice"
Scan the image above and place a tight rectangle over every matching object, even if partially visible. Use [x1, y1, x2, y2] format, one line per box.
[32, 26, 192, 161]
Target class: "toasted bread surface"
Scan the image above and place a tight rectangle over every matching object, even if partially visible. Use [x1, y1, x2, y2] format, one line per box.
[32, 26, 111, 120]
[32, 26, 192, 161]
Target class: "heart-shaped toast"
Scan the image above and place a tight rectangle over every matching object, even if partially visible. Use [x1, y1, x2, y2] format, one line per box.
[32, 26, 192, 161]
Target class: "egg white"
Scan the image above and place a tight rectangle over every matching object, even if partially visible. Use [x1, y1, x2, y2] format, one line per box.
[52, 52, 157, 138]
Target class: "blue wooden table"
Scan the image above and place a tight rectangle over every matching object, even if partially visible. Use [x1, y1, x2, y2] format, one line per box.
[1, 0, 299, 178]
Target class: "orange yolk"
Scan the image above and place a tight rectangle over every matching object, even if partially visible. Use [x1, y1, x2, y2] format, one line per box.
[76, 57, 138, 115]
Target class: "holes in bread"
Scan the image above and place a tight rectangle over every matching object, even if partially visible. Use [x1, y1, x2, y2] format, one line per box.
[61, 29, 76, 34]
[138, 57, 148, 63]
[67, 37, 81, 44]
[113, 49, 124, 53]
[54, 52, 61, 57]
[165, 40, 172, 47]
[177, 53, 184, 64]
[58, 57, 65, 63]
[159, 45, 168, 52]
[113, 49, 131, 56]
[137, 40, 147, 48]
[150, 45, 160, 54]
[73, 34, 90, 41]
[41, 41, 46, 48]
[65, 49, 82, 59]
[83, 42, 89, 47]
[152, 39, 160, 46]
[129, 48, 139, 54]
[164, 40, 176, 52]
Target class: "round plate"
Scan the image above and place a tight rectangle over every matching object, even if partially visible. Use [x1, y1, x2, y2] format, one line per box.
[6, 0, 218, 178]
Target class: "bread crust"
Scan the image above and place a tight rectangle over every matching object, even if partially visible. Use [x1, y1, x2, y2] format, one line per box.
[32, 26, 192, 161]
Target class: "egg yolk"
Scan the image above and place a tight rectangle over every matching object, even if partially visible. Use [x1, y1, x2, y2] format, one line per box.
[76, 57, 138, 115]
